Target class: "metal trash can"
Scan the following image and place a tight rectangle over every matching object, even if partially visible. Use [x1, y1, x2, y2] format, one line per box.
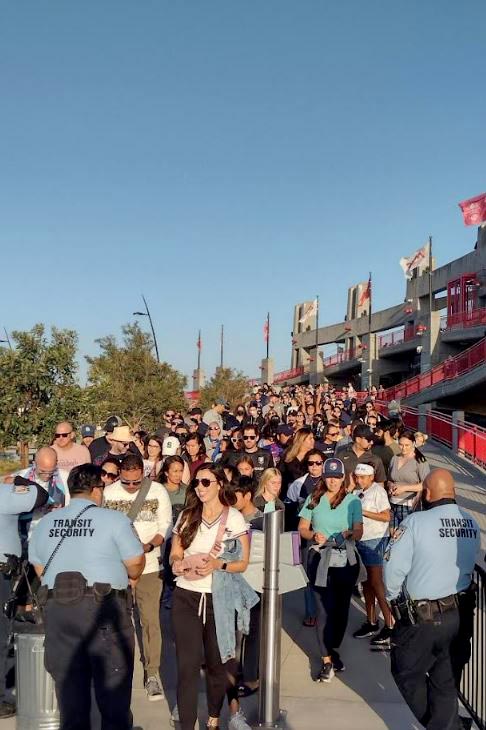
[14, 620, 59, 730]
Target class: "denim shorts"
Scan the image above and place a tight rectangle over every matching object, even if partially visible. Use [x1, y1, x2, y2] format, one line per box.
[356, 537, 389, 567]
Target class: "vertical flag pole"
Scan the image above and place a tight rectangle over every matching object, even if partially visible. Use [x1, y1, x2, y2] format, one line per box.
[197, 329, 201, 371]
[266, 312, 270, 360]
[220, 324, 224, 369]
[428, 236, 433, 367]
[368, 273, 372, 389]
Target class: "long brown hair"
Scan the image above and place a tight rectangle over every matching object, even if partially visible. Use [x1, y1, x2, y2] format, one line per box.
[309, 476, 347, 511]
[283, 427, 313, 463]
[178, 463, 236, 550]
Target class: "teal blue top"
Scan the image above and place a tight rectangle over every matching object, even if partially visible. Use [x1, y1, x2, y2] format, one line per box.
[299, 492, 362, 538]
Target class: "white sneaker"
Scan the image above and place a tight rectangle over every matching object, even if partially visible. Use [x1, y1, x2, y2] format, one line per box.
[145, 675, 164, 702]
[229, 709, 252, 730]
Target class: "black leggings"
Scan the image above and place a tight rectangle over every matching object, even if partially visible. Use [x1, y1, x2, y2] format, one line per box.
[313, 561, 359, 657]
[172, 587, 227, 730]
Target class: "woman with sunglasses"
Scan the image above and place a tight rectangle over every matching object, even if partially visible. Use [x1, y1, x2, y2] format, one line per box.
[183, 433, 210, 480]
[170, 464, 250, 730]
[99, 458, 120, 487]
[298, 457, 363, 682]
[286, 449, 324, 626]
[143, 435, 164, 479]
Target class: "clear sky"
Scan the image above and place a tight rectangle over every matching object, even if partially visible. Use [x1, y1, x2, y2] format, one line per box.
[1, 1, 485, 385]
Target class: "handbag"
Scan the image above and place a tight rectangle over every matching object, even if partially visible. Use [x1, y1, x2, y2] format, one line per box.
[179, 507, 229, 580]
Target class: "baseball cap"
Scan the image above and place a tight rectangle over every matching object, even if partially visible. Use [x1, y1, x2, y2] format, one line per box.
[81, 424, 95, 438]
[354, 463, 375, 476]
[188, 407, 202, 416]
[277, 424, 293, 436]
[162, 436, 181, 456]
[323, 458, 345, 478]
[104, 415, 122, 433]
[353, 424, 374, 441]
[215, 398, 227, 406]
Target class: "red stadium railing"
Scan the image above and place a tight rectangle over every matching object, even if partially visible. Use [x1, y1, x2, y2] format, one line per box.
[273, 366, 305, 384]
[445, 307, 486, 330]
[381, 338, 486, 401]
[378, 324, 416, 349]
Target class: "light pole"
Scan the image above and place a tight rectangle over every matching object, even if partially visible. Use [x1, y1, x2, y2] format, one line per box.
[0, 327, 12, 350]
[133, 294, 160, 363]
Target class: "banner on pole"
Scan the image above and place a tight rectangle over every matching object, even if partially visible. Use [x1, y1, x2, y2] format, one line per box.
[299, 299, 318, 324]
[458, 193, 486, 226]
[399, 242, 430, 279]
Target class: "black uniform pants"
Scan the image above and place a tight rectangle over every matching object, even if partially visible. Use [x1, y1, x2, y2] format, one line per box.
[44, 594, 134, 730]
[391, 609, 461, 730]
[313, 561, 359, 657]
[0, 573, 12, 702]
[172, 587, 228, 730]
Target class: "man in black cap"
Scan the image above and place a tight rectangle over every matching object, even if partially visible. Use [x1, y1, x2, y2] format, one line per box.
[337, 424, 386, 484]
[88, 416, 122, 465]
[273, 424, 293, 465]
[80, 424, 96, 449]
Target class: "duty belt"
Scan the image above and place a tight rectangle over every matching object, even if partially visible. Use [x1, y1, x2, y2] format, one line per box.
[46, 586, 129, 600]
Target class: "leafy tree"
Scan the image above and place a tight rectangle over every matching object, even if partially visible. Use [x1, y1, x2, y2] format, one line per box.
[0, 325, 85, 452]
[199, 367, 250, 411]
[86, 323, 187, 431]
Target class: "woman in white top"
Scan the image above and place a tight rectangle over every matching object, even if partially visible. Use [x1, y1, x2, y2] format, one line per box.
[170, 464, 249, 730]
[353, 463, 394, 645]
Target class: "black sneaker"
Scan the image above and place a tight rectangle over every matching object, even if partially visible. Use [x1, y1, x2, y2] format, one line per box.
[370, 626, 393, 646]
[316, 662, 334, 683]
[353, 621, 379, 639]
[331, 651, 345, 672]
[0, 702, 15, 719]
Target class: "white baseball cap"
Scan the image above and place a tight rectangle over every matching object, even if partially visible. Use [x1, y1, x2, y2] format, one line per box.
[162, 436, 181, 456]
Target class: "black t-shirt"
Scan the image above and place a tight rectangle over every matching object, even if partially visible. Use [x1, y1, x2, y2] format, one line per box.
[337, 444, 386, 483]
[226, 448, 274, 478]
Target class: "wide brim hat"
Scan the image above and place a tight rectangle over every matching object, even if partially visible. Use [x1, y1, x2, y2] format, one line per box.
[110, 425, 134, 443]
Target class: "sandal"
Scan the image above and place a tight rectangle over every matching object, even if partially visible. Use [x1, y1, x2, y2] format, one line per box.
[303, 616, 317, 627]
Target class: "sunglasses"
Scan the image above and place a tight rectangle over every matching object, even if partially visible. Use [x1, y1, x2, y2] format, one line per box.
[308, 460, 323, 466]
[231, 437, 243, 443]
[243, 435, 257, 441]
[194, 477, 217, 488]
[120, 478, 142, 486]
[54, 432, 72, 439]
[209, 427, 220, 431]
[101, 469, 119, 480]
[328, 431, 340, 437]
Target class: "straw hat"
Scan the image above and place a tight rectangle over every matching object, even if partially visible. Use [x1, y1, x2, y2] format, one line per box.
[110, 425, 134, 443]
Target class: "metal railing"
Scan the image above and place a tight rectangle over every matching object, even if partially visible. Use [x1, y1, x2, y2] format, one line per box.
[445, 307, 486, 331]
[381, 337, 486, 401]
[273, 366, 305, 384]
[378, 324, 417, 349]
[459, 562, 486, 730]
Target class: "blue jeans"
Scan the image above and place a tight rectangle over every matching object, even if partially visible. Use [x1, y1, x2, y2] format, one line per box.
[304, 584, 317, 618]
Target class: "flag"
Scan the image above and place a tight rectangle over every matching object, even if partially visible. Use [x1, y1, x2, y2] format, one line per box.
[459, 193, 486, 226]
[299, 299, 318, 324]
[263, 319, 269, 342]
[359, 278, 371, 306]
[399, 243, 429, 279]
[196, 332, 202, 351]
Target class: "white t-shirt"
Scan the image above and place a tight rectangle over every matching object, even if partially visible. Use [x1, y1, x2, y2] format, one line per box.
[173, 506, 247, 594]
[357, 483, 390, 541]
[103, 480, 172, 574]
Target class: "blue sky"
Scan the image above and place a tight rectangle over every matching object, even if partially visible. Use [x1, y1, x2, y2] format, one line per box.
[1, 1, 485, 385]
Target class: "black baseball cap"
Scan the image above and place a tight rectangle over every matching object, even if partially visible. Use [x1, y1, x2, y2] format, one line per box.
[104, 415, 122, 433]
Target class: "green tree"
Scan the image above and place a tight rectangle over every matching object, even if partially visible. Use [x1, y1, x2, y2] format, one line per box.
[86, 323, 187, 431]
[0, 324, 85, 451]
[199, 367, 250, 411]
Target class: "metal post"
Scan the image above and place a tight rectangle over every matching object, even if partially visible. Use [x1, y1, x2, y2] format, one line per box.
[142, 294, 160, 363]
[257, 509, 284, 728]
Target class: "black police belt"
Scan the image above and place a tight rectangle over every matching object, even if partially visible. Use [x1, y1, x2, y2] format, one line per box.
[392, 592, 460, 625]
[45, 586, 129, 600]
[38, 572, 130, 607]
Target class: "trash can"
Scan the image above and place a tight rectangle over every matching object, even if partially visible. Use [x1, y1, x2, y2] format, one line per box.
[14, 620, 59, 730]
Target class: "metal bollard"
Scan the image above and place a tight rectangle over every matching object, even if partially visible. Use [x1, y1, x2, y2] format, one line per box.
[257, 509, 284, 728]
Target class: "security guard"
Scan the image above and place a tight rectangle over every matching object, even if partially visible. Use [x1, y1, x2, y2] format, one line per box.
[384, 468, 479, 730]
[29, 463, 145, 730]
[0, 475, 48, 719]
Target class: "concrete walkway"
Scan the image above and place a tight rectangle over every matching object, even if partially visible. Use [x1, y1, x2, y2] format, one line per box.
[9, 443, 485, 730]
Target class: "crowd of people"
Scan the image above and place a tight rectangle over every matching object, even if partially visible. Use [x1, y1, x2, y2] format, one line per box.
[0, 380, 480, 730]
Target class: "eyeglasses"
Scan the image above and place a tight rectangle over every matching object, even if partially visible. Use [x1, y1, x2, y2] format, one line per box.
[54, 432, 72, 439]
[101, 469, 119, 480]
[120, 478, 143, 486]
[308, 460, 323, 466]
[209, 427, 220, 431]
[165, 412, 175, 419]
[194, 477, 217, 488]
[231, 437, 243, 443]
[243, 435, 257, 441]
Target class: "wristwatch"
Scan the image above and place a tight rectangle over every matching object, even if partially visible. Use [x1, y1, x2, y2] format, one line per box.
[221, 562, 228, 571]
[146, 543, 155, 553]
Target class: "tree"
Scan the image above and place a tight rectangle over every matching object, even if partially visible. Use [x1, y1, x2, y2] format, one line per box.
[199, 367, 250, 411]
[86, 323, 187, 431]
[0, 324, 85, 452]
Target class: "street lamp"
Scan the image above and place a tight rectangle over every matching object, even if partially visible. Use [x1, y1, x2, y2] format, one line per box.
[133, 294, 160, 363]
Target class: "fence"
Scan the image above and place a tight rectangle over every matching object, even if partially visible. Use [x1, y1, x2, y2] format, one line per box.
[378, 324, 416, 349]
[459, 562, 486, 730]
[446, 307, 486, 331]
[382, 337, 486, 401]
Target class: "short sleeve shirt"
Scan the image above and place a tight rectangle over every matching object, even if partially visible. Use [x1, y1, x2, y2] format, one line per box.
[52, 443, 91, 472]
[173, 506, 247, 593]
[388, 456, 430, 505]
[0, 482, 38, 560]
[299, 493, 362, 538]
[356, 483, 390, 540]
[29, 498, 143, 589]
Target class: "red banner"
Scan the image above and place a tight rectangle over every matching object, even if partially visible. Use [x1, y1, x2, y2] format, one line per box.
[263, 320, 269, 342]
[359, 278, 371, 306]
[459, 193, 486, 226]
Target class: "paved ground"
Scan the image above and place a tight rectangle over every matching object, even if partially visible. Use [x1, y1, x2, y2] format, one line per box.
[9, 442, 485, 729]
